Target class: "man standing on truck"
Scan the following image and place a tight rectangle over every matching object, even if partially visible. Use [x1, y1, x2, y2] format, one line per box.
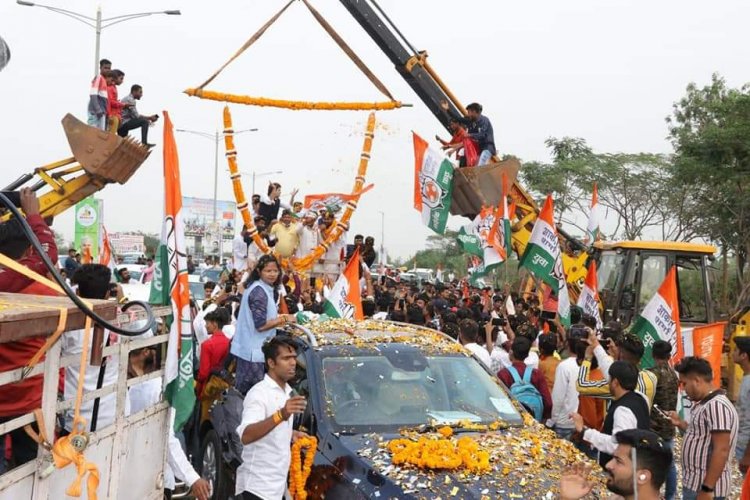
[237, 336, 307, 500]
[440, 100, 496, 165]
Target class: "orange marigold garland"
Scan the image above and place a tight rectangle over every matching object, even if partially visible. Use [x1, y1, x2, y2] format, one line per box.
[188, 88, 402, 111]
[290, 435, 317, 500]
[386, 436, 490, 473]
[223, 105, 376, 272]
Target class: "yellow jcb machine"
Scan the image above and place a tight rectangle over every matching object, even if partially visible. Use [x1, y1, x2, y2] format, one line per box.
[2, 114, 150, 220]
[338, 0, 747, 398]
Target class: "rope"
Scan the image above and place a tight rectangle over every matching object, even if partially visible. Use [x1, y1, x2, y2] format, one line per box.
[300, 0, 395, 101]
[195, 0, 295, 90]
[3, 250, 100, 498]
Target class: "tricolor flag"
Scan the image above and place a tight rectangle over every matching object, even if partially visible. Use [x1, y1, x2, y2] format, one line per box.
[518, 194, 571, 326]
[496, 173, 513, 258]
[413, 133, 455, 234]
[630, 266, 683, 368]
[149, 111, 195, 432]
[303, 184, 375, 212]
[323, 247, 364, 319]
[577, 261, 603, 330]
[586, 183, 601, 244]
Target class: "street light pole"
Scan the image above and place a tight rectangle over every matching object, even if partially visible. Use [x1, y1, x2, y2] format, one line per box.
[378, 210, 385, 265]
[176, 127, 258, 225]
[94, 6, 102, 77]
[16, 1, 181, 78]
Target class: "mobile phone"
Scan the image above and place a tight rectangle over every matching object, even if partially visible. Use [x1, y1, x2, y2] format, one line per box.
[653, 404, 670, 419]
[491, 317, 506, 327]
[540, 310, 556, 320]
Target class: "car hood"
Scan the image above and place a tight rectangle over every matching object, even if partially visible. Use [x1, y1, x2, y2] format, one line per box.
[333, 423, 607, 499]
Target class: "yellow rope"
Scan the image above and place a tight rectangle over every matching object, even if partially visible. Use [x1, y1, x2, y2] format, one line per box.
[0, 252, 100, 499]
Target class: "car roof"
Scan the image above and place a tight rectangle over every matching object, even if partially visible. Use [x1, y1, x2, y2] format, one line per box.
[291, 319, 466, 356]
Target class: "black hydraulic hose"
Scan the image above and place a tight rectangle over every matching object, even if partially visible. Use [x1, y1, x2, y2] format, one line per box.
[0, 192, 154, 336]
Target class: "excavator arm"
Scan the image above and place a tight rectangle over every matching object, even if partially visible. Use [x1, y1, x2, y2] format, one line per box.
[339, 0, 589, 287]
[2, 114, 150, 221]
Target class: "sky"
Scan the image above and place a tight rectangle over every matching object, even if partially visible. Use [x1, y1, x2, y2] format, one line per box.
[1, 0, 749, 260]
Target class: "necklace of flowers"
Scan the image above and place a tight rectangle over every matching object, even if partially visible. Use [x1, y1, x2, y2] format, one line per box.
[289, 435, 318, 500]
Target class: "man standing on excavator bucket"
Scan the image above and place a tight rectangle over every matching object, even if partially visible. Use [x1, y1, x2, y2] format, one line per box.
[465, 102, 496, 166]
[88, 58, 111, 130]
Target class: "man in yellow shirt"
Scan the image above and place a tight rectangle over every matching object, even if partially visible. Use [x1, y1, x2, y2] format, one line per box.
[577, 330, 657, 409]
[269, 210, 300, 258]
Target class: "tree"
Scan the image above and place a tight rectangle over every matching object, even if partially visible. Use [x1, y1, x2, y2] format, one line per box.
[667, 73, 750, 306]
[520, 138, 696, 241]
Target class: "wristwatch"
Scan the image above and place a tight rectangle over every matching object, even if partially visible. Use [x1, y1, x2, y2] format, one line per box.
[700, 484, 715, 493]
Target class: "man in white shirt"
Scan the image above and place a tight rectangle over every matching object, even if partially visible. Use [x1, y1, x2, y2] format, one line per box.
[296, 211, 320, 258]
[458, 318, 492, 369]
[236, 336, 308, 500]
[548, 334, 584, 439]
[572, 361, 651, 469]
[233, 225, 250, 272]
[62, 264, 125, 433]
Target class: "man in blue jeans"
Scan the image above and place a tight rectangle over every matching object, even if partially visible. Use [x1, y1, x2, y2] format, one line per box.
[647, 341, 679, 500]
[465, 102, 496, 166]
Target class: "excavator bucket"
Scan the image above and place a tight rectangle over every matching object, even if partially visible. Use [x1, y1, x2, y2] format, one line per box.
[62, 113, 150, 184]
[449, 158, 520, 216]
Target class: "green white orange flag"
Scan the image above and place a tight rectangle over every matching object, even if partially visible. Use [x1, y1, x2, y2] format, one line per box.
[149, 111, 195, 432]
[630, 266, 683, 368]
[586, 183, 601, 244]
[496, 173, 513, 258]
[413, 132, 455, 234]
[323, 247, 364, 319]
[518, 194, 571, 326]
[577, 261, 603, 330]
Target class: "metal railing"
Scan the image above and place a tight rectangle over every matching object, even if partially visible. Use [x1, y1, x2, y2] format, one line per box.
[0, 304, 173, 498]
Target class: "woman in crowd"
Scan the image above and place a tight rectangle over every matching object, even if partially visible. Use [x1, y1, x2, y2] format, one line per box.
[230, 255, 296, 394]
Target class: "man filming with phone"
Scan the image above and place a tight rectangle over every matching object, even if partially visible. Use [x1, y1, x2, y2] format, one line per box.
[237, 336, 308, 500]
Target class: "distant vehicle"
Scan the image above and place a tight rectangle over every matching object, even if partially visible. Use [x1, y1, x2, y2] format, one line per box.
[412, 267, 435, 285]
[200, 268, 223, 284]
[189, 274, 206, 308]
[398, 272, 417, 285]
[120, 252, 146, 264]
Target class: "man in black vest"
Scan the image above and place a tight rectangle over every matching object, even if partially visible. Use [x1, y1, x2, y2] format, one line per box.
[572, 361, 650, 468]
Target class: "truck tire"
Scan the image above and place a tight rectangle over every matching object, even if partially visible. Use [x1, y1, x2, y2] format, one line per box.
[199, 429, 229, 500]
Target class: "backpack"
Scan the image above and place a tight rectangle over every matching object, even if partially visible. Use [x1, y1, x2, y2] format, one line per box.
[507, 365, 544, 421]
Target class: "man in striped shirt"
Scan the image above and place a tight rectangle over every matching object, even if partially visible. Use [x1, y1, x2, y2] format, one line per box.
[669, 357, 738, 500]
[577, 330, 657, 408]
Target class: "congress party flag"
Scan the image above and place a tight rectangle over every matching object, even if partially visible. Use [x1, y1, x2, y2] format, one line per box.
[323, 247, 364, 319]
[586, 183, 601, 244]
[518, 194, 571, 326]
[413, 133, 454, 234]
[577, 261, 603, 330]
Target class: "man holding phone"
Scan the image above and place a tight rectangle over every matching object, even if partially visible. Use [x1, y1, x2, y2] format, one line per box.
[237, 336, 308, 500]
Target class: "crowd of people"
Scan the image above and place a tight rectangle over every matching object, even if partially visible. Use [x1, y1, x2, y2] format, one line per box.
[0, 184, 749, 500]
[87, 58, 158, 146]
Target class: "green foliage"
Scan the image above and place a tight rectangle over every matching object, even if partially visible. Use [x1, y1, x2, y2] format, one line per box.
[668, 73, 750, 291]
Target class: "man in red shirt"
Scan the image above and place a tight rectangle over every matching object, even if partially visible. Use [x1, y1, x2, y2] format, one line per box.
[106, 69, 130, 134]
[497, 335, 553, 420]
[0, 187, 59, 467]
[196, 307, 231, 398]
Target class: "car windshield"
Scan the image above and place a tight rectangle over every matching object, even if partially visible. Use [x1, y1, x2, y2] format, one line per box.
[201, 269, 222, 283]
[321, 353, 523, 432]
[129, 270, 142, 282]
[189, 282, 206, 300]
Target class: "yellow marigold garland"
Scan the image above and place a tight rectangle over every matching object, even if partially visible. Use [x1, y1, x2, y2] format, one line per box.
[188, 88, 402, 111]
[386, 436, 490, 473]
[223, 106, 376, 272]
[290, 435, 317, 500]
